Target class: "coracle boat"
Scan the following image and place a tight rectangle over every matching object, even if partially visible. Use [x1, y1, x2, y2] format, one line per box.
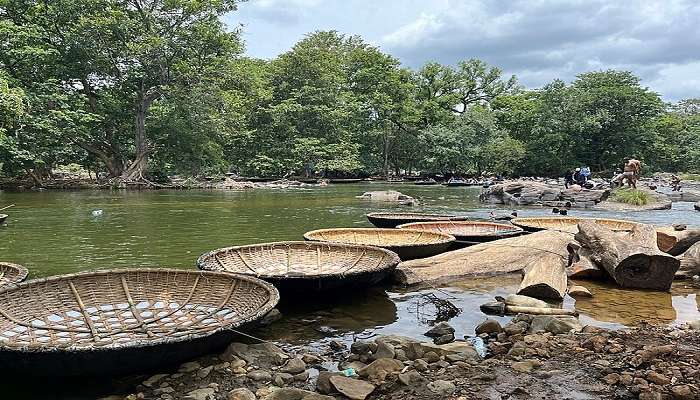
[197, 241, 401, 292]
[0, 262, 28, 288]
[511, 216, 640, 233]
[0, 214, 7, 224]
[329, 178, 364, 184]
[366, 212, 468, 228]
[397, 221, 523, 245]
[414, 179, 439, 186]
[0, 268, 278, 376]
[303, 228, 455, 260]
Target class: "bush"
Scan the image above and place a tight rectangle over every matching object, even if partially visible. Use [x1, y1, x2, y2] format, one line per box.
[612, 189, 651, 206]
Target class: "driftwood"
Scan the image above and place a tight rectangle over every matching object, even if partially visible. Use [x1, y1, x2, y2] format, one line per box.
[677, 241, 700, 278]
[574, 221, 679, 291]
[656, 227, 700, 255]
[566, 242, 604, 279]
[394, 230, 572, 286]
[517, 253, 567, 300]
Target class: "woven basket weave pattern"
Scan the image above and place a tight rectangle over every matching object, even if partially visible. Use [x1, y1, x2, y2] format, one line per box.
[512, 217, 639, 233]
[198, 242, 400, 278]
[0, 263, 28, 288]
[304, 228, 454, 248]
[398, 221, 522, 237]
[0, 269, 278, 351]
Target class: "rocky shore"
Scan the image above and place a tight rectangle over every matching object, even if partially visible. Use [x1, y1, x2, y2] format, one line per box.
[108, 315, 700, 400]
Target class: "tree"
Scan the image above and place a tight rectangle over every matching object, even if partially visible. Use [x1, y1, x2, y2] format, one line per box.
[0, 0, 243, 181]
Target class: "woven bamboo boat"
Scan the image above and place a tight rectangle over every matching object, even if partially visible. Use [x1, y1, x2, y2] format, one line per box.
[0, 214, 7, 224]
[397, 221, 523, 243]
[366, 212, 468, 228]
[303, 228, 455, 260]
[0, 262, 28, 288]
[197, 241, 401, 292]
[0, 268, 278, 376]
[511, 217, 640, 233]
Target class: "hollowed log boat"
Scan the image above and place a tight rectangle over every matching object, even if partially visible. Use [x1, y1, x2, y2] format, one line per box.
[0, 262, 28, 288]
[366, 212, 468, 228]
[511, 216, 640, 233]
[0, 214, 7, 224]
[0, 268, 278, 376]
[397, 221, 523, 244]
[197, 241, 401, 292]
[303, 228, 455, 260]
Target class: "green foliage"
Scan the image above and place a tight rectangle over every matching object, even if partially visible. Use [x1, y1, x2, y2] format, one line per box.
[612, 189, 651, 206]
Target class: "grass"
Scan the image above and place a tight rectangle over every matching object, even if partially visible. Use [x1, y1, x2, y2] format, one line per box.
[679, 173, 700, 182]
[612, 188, 651, 206]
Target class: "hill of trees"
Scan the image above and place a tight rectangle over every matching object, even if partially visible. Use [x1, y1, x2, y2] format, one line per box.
[1, 1, 698, 185]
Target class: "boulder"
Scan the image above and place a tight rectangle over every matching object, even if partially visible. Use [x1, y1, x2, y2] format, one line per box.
[433, 333, 454, 345]
[316, 371, 342, 394]
[357, 358, 403, 380]
[280, 358, 306, 374]
[479, 180, 608, 208]
[568, 285, 593, 298]
[398, 370, 428, 386]
[371, 340, 395, 360]
[228, 388, 256, 400]
[350, 341, 371, 355]
[356, 190, 416, 205]
[427, 380, 456, 396]
[329, 376, 375, 400]
[424, 322, 455, 337]
[530, 315, 582, 334]
[418, 341, 481, 361]
[475, 319, 503, 335]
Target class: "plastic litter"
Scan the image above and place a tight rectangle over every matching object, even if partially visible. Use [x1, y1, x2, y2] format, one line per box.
[342, 368, 356, 377]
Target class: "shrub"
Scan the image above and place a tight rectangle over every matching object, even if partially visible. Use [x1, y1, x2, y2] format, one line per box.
[612, 189, 651, 206]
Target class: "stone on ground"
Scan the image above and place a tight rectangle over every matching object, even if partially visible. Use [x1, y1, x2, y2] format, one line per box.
[427, 380, 456, 395]
[568, 285, 593, 297]
[329, 375, 375, 400]
[475, 319, 503, 335]
[228, 388, 256, 400]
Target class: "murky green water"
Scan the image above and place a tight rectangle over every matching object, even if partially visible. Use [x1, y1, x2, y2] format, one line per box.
[0, 183, 699, 397]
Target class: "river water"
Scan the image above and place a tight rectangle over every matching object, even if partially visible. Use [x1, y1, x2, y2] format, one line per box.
[0, 183, 698, 397]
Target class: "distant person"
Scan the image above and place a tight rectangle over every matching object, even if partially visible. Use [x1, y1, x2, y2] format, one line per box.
[573, 168, 587, 186]
[564, 169, 575, 189]
[671, 174, 682, 191]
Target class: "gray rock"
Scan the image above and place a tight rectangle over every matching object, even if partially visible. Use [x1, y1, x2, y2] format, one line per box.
[228, 388, 256, 400]
[329, 340, 346, 350]
[475, 319, 503, 335]
[419, 341, 481, 361]
[357, 358, 403, 380]
[142, 374, 168, 387]
[263, 388, 334, 400]
[424, 322, 455, 338]
[504, 320, 529, 335]
[329, 375, 375, 400]
[688, 320, 700, 330]
[316, 371, 341, 394]
[372, 340, 395, 360]
[179, 361, 201, 373]
[398, 371, 428, 386]
[433, 333, 454, 345]
[259, 309, 283, 325]
[197, 366, 213, 379]
[350, 341, 371, 355]
[530, 316, 582, 334]
[280, 357, 306, 374]
[568, 285, 593, 298]
[247, 370, 272, 381]
[293, 370, 309, 382]
[301, 354, 321, 364]
[427, 380, 456, 395]
[222, 342, 288, 368]
[511, 359, 542, 373]
[423, 351, 440, 363]
[413, 358, 429, 371]
[185, 388, 216, 400]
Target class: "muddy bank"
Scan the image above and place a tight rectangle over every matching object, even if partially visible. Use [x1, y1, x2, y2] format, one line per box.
[107, 316, 700, 400]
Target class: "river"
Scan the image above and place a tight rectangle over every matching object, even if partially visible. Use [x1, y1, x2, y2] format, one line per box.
[0, 183, 698, 397]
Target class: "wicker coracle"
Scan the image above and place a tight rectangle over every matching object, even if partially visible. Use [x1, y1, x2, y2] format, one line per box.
[303, 228, 455, 260]
[0, 262, 28, 288]
[511, 216, 640, 233]
[197, 241, 401, 292]
[366, 212, 468, 228]
[397, 221, 523, 244]
[0, 214, 7, 225]
[0, 268, 279, 376]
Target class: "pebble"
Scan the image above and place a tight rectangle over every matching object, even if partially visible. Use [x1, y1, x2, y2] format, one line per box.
[646, 371, 671, 385]
[511, 359, 542, 373]
[184, 388, 215, 400]
[398, 371, 427, 386]
[197, 366, 213, 379]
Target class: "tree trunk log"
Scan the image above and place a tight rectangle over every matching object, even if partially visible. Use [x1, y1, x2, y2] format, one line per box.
[565, 242, 604, 279]
[656, 227, 700, 256]
[517, 253, 568, 300]
[677, 241, 700, 278]
[574, 221, 679, 291]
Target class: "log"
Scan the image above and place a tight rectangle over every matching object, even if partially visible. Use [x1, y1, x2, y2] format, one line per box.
[517, 253, 567, 300]
[656, 227, 700, 255]
[565, 242, 604, 279]
[394, 230, 572, 286]
[677, 241, 700, 278]
[574, 221, 680, 291]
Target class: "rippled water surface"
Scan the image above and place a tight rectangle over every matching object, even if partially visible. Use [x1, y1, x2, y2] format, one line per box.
[1, 183, 699, 397]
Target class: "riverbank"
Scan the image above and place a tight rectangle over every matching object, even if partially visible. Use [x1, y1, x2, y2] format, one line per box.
[108, 316, 699, 400]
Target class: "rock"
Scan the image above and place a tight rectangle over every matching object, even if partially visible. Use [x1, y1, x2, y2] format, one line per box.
[398, 371, 428, 386]
[228, 388, 256, 400]
[511, 359, 542, 373]
[530, 315, 582, 334]
[419, 341, 480, 361]
[505, 294, 551, 308]
[263, 388, 334, 400]
[340, 361, 368, 371]
[356, 190, 416, 205]
[185, 388, 216, 400]
[351, 341, 371, 355]
[372, 340, 395, 360]
[504, 321, 529, 335]
[280, 358, 306, 374]
[259, 308, 282, 326]
[247, 370, 272, 382]
[329, 340, 346, 350]
[413, 359, 429, 371]
[433, 333, 454, 345]
[670, 385, 694, 400]
[274, 372, 294, 385]
[293, 371, 309, 382]
[222, 342, 288, 368]
[581, 335, 608, 352]
[475, 319, 503, 335]
[646, 371, 671, 385]
[357, 358, 403, 380]
[423, 351, 440, 363]
[568, 285, 593, 297]
[179, 361, 201, 373]
[427, 380, 456, 396]
[424, 322, 455, 338]
[142, 374, 168, 387]
[197, 366, 213, 379]
[688, 320, 700, 330]
[316, 371, 341, 394]
[329, 376, 375, 400]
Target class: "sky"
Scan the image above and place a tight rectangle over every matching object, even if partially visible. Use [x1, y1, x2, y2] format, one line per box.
[224, 0, 700, 101]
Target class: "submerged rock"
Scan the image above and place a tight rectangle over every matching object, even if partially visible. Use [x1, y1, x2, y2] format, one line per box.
[424, 322, 455, 338]
[568, 285, 593, 298]
[356, 190, 416, 205]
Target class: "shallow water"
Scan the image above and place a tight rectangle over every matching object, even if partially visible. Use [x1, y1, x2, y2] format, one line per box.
[0, 183, 699, 396]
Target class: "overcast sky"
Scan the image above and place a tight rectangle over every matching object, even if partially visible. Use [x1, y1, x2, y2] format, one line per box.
[224, 0, 700, 101]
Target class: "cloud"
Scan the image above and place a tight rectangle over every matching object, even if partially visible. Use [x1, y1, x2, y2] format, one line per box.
[237, 0, 326, 25]
[380, 0, 700, 100]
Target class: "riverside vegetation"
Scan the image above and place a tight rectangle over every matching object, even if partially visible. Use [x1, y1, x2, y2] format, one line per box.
[1, 0, 699, 187]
